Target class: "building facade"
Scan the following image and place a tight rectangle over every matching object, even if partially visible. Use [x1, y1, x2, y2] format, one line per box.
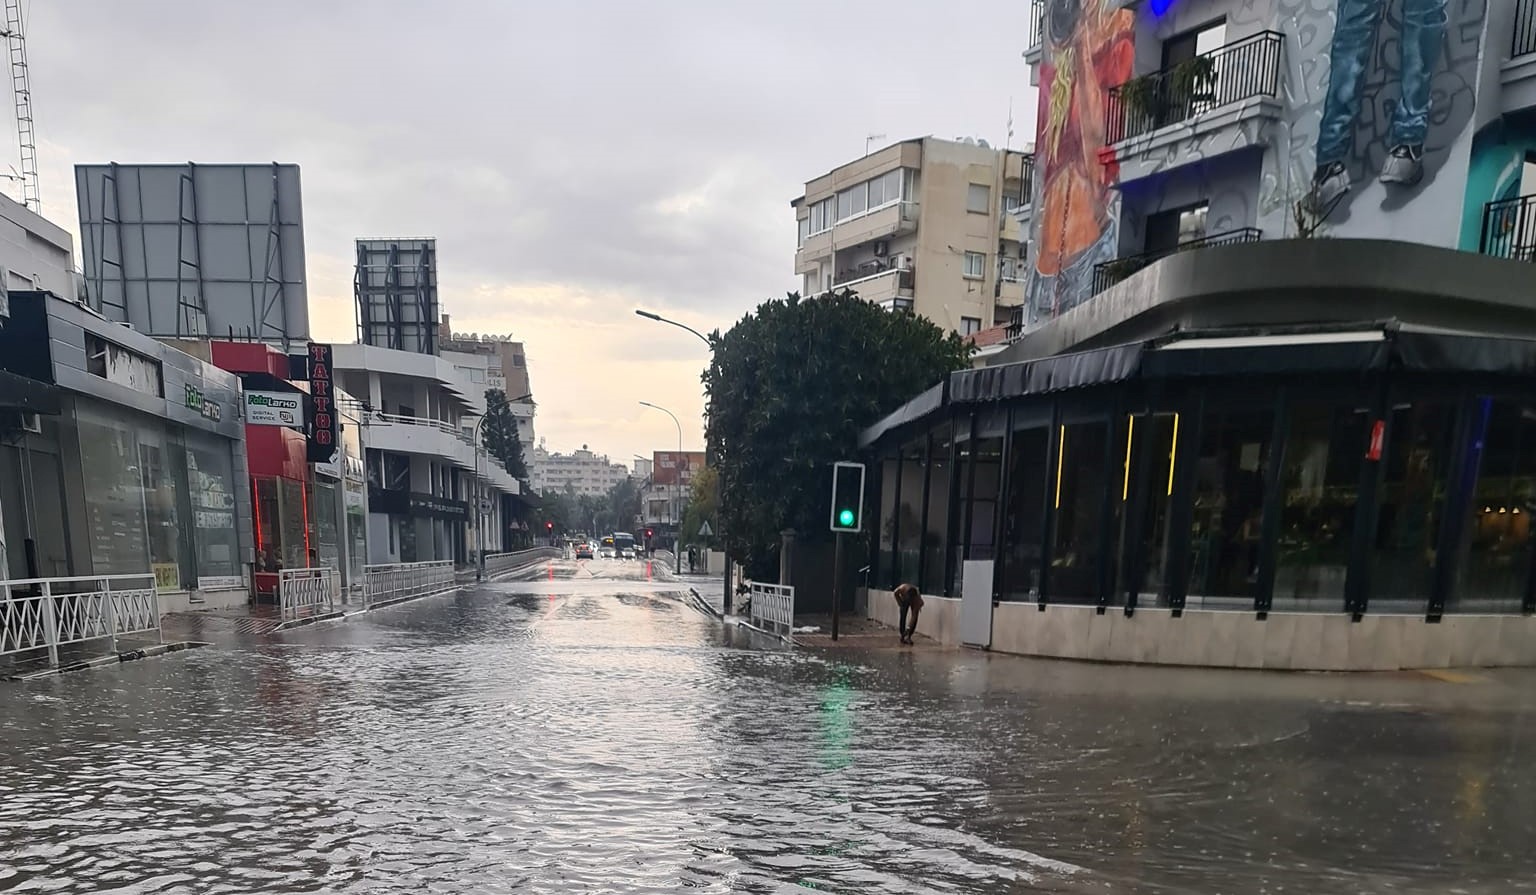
[640, 450, 706, 536]
[792, 137, 1034, 334]
[1, 291, 253, 612]
[854, 0, 1536, 670]
[529, 443, 630, 497]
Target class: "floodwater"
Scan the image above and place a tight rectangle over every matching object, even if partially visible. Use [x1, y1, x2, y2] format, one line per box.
[3, 559, 1536, 893]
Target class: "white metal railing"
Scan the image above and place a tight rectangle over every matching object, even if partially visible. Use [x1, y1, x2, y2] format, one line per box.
[277, 567, 340, 622]
[747, 581, 795, 638]
[1, 574, 162, 667]
[373, 411, 472, 444]
[363, 560, 456, 607]
[482, 548, 561, 577]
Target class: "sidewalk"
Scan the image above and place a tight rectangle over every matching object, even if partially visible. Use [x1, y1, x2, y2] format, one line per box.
[792, 613, 944, 651]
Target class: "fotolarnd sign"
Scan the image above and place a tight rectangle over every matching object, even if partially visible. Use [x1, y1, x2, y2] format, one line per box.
[245, 389, 302, 427]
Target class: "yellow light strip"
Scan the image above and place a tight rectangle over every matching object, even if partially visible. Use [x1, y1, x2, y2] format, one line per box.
[1166, 412, 1180, 497]
[1054, 424, 1066, 509]
[1122, 414, 1136, 502]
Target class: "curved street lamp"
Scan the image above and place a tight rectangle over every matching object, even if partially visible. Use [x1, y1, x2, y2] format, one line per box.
[635, 308, 731, 611]
[639, 401, 683, 547]
[475, 391, 534, 581]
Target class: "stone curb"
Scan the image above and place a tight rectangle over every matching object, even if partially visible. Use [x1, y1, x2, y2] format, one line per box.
[6, 641, 210, 681]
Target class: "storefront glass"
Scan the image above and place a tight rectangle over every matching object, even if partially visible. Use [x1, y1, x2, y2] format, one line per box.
[1271, 398, 1369, 611]
[75, 404, 153, 577]
[878, 458, 899, 587]
[1001, 424, 1050, 601]
[1050, 420, 1110, 604]
[921, 422, 952, 595]
[1186, 402, 1275, 607]
[1371, 399, 1456, 611]
[313, 480, 341, 573]
[179, 431, 240, 586]
[1120, 412, 1179, 605]
[345, 483, 367, 583]
[896, 439, 924, 585]
[1448, 397, 1536, 613]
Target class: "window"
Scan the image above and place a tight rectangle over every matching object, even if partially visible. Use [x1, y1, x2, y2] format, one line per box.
[963, 251, 986, 279]
[1145, 202, 1208, 254]
[1272, 398, 1370, 611]
[967, 183, 991, 214]
[797, 217, 809, 246]
[1051, 420, 1111, 604]
[1186, 400, 1276, 606]
[961, 317, 982, 336]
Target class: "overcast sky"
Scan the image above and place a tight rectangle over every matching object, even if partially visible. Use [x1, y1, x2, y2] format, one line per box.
[26, 0, 1036, 467]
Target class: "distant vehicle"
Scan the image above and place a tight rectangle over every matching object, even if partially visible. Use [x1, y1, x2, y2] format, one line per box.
[575, 542, 593, 559]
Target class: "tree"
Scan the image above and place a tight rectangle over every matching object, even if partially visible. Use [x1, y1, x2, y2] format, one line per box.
[703, 290, 971, 579]
[679, 465, 718, 546]
[481, 389, 528, 482]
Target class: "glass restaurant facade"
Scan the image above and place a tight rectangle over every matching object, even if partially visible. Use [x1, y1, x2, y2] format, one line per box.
[861, 321, 1536, 668]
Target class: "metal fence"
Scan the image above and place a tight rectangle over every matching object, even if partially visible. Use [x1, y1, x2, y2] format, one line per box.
[277, 567, 340, 622]
[1480, 193, 1536, 262]
[1, 574, 162, 667]
[482, 547, 561, 578]
[1092, 227, 1264, 294]
[1517, 0, 1536, 58]
[363, 560, 456, 607]
[1104, 31, 1283, 144]
[747, 581, 795, 638]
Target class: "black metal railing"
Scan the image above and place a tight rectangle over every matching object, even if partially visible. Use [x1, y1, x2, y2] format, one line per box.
[1104, 31, 1283, 144]
[1005, 305, 1025, 343]
[1091, 227, 1262, 294]
[1517, 0, 1536, 58]
[1011, 154, 1036, 211]
[1028, 0, 1044, 48]
[1480, 194, 1536, 262]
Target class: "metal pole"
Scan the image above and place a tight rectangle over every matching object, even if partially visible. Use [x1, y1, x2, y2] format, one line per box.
[832, 532, 844, 641]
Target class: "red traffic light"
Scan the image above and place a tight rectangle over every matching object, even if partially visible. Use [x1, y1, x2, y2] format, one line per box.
[645, 528, 653, 538]
[545, 521, 553, 530]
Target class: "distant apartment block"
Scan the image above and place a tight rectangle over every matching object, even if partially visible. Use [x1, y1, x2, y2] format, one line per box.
[530, 444, 629, 497]
[792, 137, 1033, 335]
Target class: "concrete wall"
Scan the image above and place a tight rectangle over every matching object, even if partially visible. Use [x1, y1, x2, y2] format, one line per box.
[863, 588, 1536, 671]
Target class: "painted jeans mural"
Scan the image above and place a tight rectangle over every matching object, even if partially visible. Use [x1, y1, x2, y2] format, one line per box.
[1028, 0, 1134, 324]
[1306, 0, 1451, 215]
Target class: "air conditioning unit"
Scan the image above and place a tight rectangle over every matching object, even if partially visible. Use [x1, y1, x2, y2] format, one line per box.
[873, 240, 890, 257]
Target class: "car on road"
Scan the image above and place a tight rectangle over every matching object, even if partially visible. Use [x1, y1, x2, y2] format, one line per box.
[575, 543, 593, 559]
[620, 548, 635, 560]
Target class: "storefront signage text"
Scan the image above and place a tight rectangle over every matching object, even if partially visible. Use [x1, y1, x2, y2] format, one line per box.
[245, 389, 302, 427]
[305, 342, 337, 463]
[184, 384, 222, 422]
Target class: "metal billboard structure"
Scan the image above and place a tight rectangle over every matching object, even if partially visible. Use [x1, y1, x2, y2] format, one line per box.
[355, 238, 437, 355]
[75, 163, 309, 346]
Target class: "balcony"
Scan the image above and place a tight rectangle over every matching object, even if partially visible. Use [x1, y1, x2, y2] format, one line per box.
[1504, 0, 1536, 112]
[364, 412, 521, 494]
[797, 201, 919, 268]
[1024, 0, 1044, 64]
[834, 264, 915, 308]
[1479, 194, 1536, 262]
[1102, 32, 1283, 180]
[1091, 228, 1263, 294]
[996, 258, 1027, 307]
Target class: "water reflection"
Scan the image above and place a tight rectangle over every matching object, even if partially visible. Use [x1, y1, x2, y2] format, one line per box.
[1, 567, 1535, 892]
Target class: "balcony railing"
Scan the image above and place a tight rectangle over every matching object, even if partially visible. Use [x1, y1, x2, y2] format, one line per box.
[833, 264, 914, 293]
[1517, 0, 1536, 57]
[1091, 227, 1263, 294]
[1480, 194, 1536, 262]
[1028, 0, 1044, 49]
[1005, 305, 1025, 343]
[373, 411, 470, 445]
[1006, 155, 1036, 214]
[1104, 31, 1283, 144]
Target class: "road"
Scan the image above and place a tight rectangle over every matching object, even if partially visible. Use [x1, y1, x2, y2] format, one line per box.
[3, 557, 1536, 893]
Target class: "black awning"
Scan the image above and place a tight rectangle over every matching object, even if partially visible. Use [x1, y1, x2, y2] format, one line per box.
[0, 370, 61, 414]
[950, 343, 1145, 402]
[859, 380, 946, 448]
[1392, 329, 1536, 374]
[1142, 339, 1391, 378]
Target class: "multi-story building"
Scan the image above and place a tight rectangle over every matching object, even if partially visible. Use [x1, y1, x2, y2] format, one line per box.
[855, 0, 1536, 671]
[439, 316, 536, 448]
[529, 443, 629, 497]
[792, 137, 1034, 335]
[337, 238, 523, 567]
[640, 450, 707, 541]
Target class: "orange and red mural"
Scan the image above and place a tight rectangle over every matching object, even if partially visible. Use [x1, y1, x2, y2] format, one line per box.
[1029, 0, 1136, 323]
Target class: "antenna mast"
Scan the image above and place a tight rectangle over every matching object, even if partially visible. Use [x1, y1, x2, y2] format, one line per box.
[1, 0, 38, 212]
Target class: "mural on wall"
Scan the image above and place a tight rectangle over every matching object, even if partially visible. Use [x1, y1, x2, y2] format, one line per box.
[1457, 110, 1536, 253]
[1027, 0, 1135, 325]
[1298, 0, 1486, 229]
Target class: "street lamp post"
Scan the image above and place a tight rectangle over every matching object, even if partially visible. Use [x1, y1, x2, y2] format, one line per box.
[474, 391, 534, 582]
[639, 401, 682, 554]
[634, 309, 732, 612]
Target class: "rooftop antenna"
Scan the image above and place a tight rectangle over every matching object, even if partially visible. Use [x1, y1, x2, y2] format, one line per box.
[865, 133, 886, 157]
[1005, 97, 1015, 151]
[0, 0, 39, 213]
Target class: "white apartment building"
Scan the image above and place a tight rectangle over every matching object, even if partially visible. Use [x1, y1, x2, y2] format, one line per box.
[793, 136, 1034, 335]
[333, 344, 521, 566]
[529, 443, 629, 497]
[443, 347, 536, 447]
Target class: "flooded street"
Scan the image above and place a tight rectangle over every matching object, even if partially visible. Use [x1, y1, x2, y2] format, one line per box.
[3, 560, 1536, 893]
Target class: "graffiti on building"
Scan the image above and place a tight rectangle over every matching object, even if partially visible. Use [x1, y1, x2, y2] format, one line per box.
[1027, 0, 1135, 324]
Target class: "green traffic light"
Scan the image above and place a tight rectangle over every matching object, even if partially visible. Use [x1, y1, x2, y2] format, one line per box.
[837, 508, 855, 527]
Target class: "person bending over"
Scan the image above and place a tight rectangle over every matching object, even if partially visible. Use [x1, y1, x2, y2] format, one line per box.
[893, 583, 923, 645]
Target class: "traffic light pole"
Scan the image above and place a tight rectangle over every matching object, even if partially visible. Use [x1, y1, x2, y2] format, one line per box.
[832, 532, 844, 641]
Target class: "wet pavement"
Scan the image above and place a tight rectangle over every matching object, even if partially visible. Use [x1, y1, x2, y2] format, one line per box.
[3, 558, 1536, 893]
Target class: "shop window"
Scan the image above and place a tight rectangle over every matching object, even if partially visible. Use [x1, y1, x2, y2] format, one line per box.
[1114, 412, 1180, 605]
[313, 480, 341, 572]
[255, 478, 281, 571]
[1001, 425, 1051, 600]
[76, 405, 153, 576]
[896, 439, 925, 585]
[1186, 404, 1275, 607]
[1271, 399, 1370, 611]
[1449, 398, 1536, 612]
[1371, 400, 1455, 611]
[1050, 420, 1110, 604]
[172, 432, 239, 588]
[922, 423, 953, 595]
